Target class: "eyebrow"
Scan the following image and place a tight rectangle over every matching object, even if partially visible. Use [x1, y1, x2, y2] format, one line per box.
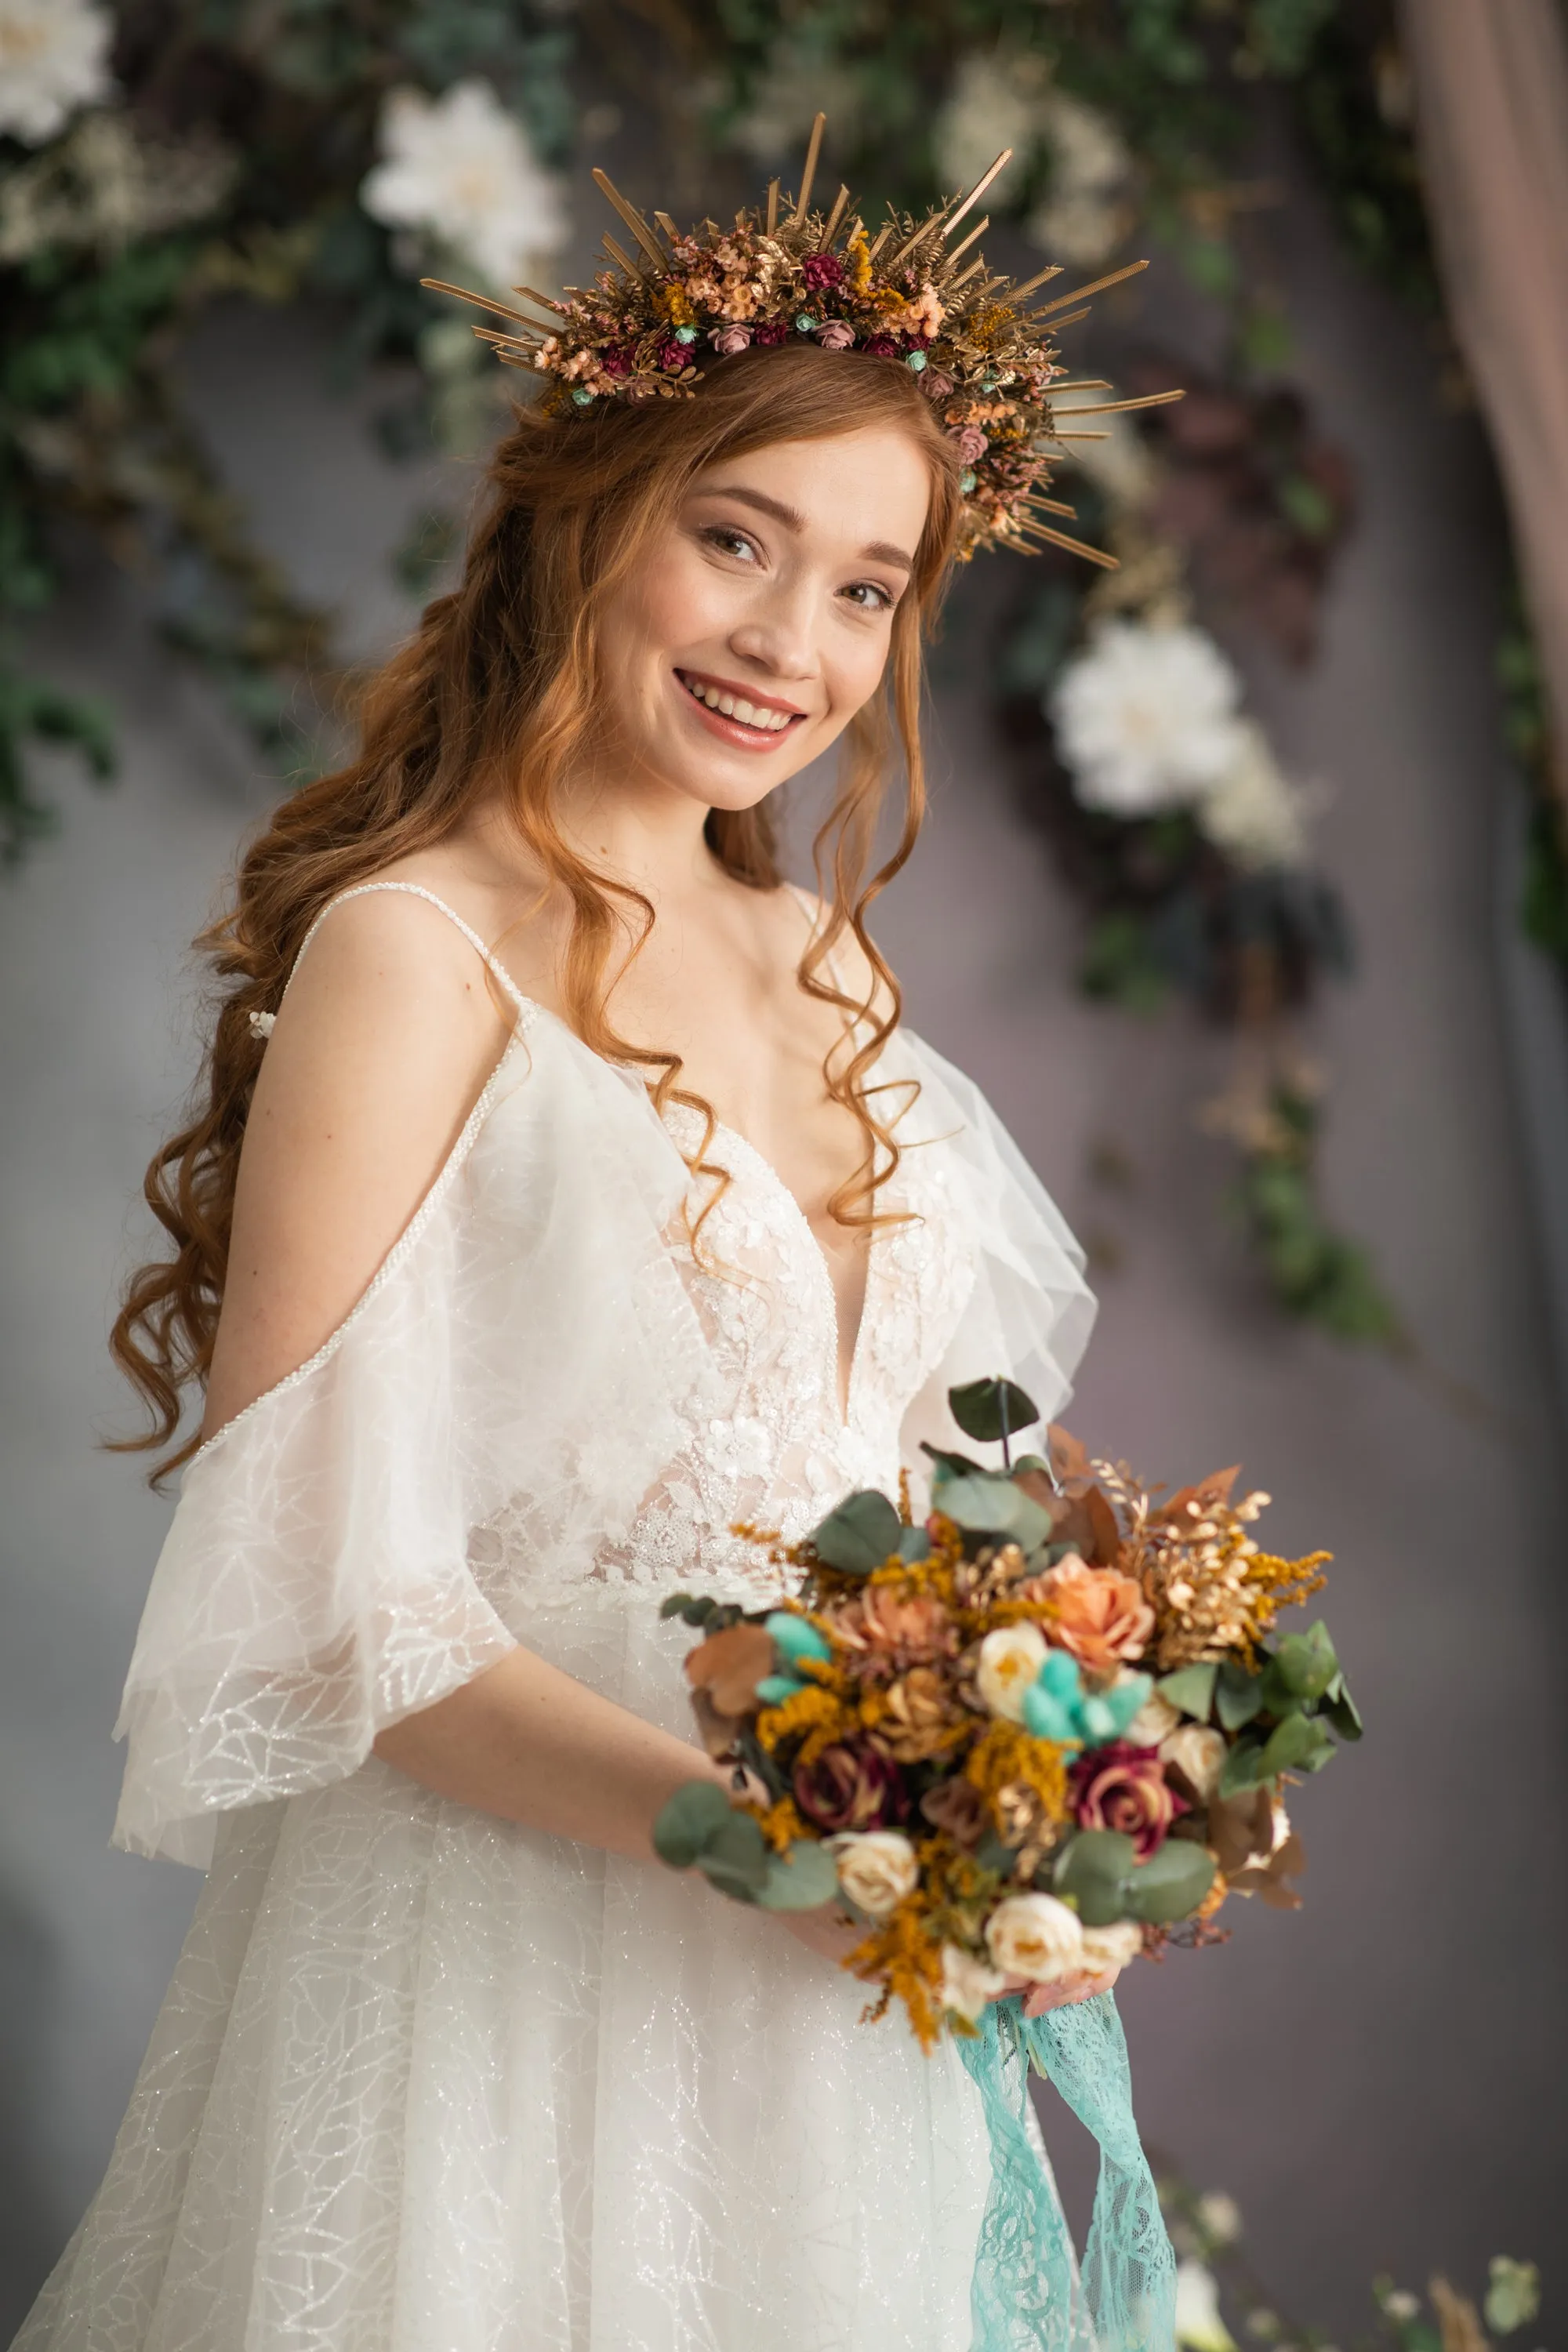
[694, 481, 916, 573]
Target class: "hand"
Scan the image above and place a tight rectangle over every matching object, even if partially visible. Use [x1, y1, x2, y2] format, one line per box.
[775, 1903, 867, 1970]
[996, 1965, 1121, 2018]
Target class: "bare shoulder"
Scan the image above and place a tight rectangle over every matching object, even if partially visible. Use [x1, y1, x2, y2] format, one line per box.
[201, 885, 519, 1443]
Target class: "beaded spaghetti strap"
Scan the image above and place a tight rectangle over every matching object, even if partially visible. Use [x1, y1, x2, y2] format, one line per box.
[254, 881, 535, 1040]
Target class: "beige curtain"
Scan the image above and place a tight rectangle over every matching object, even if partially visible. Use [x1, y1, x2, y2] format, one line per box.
[1399, 0, 1568, 800]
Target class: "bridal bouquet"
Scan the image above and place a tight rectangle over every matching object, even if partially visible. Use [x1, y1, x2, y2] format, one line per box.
[654, 1378, 1360, 2048]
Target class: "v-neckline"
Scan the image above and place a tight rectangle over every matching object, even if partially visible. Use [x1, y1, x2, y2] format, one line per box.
[706, 1116, 877, 1432]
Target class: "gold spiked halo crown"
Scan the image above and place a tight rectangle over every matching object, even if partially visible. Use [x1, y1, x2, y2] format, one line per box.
[423, 113, 1181, 564]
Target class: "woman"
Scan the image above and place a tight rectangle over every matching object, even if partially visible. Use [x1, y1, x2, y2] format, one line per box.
[17, 158, 1138, 2352]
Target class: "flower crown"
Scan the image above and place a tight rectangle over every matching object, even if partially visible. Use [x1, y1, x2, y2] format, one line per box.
[424, 114, 1181, 563]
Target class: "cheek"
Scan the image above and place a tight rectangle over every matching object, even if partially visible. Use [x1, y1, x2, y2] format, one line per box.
[608, 539, 735, 674]
[824, 622, 896, 723]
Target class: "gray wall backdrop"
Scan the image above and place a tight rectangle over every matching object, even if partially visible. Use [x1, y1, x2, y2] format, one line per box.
[2, 132, 1564, 2344]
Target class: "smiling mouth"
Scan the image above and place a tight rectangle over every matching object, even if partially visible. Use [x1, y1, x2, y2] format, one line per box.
[675, 669, 808, 741]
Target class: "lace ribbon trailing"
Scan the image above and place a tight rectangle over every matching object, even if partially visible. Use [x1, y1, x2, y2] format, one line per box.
[957, 1993, 1177, 2352]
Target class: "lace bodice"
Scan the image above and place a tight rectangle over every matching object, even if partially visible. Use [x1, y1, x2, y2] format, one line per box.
[111, 885, 1096, 1867]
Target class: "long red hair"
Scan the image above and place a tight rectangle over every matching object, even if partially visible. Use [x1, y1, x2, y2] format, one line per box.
[110, 341, 965, 1479]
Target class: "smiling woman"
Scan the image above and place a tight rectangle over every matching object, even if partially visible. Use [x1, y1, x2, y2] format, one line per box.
[16, 269, 1121, 2348]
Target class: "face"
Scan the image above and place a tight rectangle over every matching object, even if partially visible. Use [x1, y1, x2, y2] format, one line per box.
[587, 423, 933, 816]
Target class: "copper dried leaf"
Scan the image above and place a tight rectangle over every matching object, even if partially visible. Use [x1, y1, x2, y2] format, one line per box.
[686, 1622, 776, 1717]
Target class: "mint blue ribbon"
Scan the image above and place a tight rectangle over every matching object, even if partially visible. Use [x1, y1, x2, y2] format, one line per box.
[956, 1993, 1176, 2352]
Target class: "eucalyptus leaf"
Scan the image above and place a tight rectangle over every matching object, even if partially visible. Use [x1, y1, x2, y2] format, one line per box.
[659, 1592, 694, 1620]
[1120, 1838, 1215, 1924]
[898, 1525, 933, 1563]
[1217, 1735, 1271, 1799]
[1215, 1659, 1265, 1732]
[934, 1474, 1052, 1552]
[1051, 1829, 1140, 1928]
[1322, 1676, 1364, 1742]
[1257, 1711, 1334, 1778]
[919, 1443, 985, 1482]
[1156, 1663, 1218, 1722]
[652, 1779, 734, 1869]
[808, 1488, 902, 1576]
[754, 1840, 840, 1911]
[975, 1830, 1018, 1878]
[947, 1377, 1041, 1447]
[695, 1812, 772, 1901]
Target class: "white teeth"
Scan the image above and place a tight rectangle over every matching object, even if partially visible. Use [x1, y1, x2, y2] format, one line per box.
[683, 674, 793, 731]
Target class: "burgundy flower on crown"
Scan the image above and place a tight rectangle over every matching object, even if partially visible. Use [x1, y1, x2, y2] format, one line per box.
[753, 318, 790, 347]
[800, 252, 844, 292]
[657, 338, 690, 372]
[709, 324, 753, 355]
[862, 333, 900, 359]
[816, 320, 855, 350]
[599, 347, 634, 379]
[1069, 1741, 1189, 1860]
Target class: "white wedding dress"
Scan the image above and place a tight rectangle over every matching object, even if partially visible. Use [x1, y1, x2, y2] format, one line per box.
[16, 883, 1096, 2352]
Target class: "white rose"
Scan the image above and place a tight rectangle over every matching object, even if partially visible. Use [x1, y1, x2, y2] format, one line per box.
[829, 1831, 920, 1918]
[1079, 1919, 1143, 1975]
[985, 1892, 1084, 1983]
[1160, 1723, 1227, 1801]
[940, 1941, 1007, 2024]
[976, 1624, 1048, 1722]
[1124, 1688, 1181, 1748]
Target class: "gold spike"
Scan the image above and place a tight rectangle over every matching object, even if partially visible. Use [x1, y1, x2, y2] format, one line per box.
[789, 112, 826, 224]
[765, 179, 780, 234]
[420, 277, 562, 321]
[940, 150, 1014, 241]
[1023, 497, 1078, 517]
[1050, 379, 1112, 392]
[949, 258, 987, 292]
[818, 183, 851, 249]
[1039, 305, 1090, 330]
[1009, 263, 1064, 303]
[944, 216, 989, 268]
[1050, 429, 1109, 439]
[1053, 389, 1185, 419]
[883, 211, 944, 274]
[653, 211, 680, 240]
[601, 234, 644, 278]
[590, 168, 668, 270]
[471, 329, 539, 357]
[868, 222, 894, 261]
[1034, 257, 1149, 316]
[1017, 518, 1119, 568]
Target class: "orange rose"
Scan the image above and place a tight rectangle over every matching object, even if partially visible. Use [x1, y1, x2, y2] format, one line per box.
[1034, 1552, 1154, 1676]
[828, 1589, 955, 1671]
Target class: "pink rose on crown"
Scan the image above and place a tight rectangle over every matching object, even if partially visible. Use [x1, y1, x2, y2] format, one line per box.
[1069, 1741, 1189, 1859]
[949, 425, 990, 463]
[709, 325, 753, 354]
[815, 320, 855, 350]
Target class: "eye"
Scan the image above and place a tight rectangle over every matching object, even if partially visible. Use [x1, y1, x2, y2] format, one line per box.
[841, 579, 897, 614]
[699, 524, 760, 563]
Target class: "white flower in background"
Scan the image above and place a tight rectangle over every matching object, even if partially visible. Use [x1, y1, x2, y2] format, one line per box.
[985, 1891, 1085, 1981]
[361, 81, 568, 292]
[975, 1622, 1047, 1722]
[0, 0, 113, 144]
[934, 51, 1052, 199]
[829, 1831, 919, 1918]
[730, 46, 863, 165]
[1196, 720, 1309, 872]
[0, 111, 234, 264]
[939, 1941, 1007, 2024]
[1078, 1919, 1143, 1973]
[1174, 2260, 1239, 2352]
[1195, 2191, 1243, 2248]
[1027, 90, 1134, 267]
[1051, 619, 1244, 817]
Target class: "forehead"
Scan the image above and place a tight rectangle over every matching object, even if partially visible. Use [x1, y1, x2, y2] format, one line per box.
[689, 426, 932, 551]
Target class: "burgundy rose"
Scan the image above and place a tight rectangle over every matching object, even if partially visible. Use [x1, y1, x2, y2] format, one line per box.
[794, 1742, 909, 1833]
[815, 319, 855, 351]
[801, 252, 844, 292]
[599, 347, 634, 379]
[753, 319, 790, 346]
[657, 339, 690, 372]
[1069, 1740, 1189, 1860]
[708, 323, 753, 355]
[862, 333, 900, 358]
[949, 424, 989, 463]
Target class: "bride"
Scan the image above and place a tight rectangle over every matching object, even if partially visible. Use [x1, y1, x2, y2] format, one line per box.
[16, 152, 1145, 2352]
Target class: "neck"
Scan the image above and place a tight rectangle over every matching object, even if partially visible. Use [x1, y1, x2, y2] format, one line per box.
[470, 764, 727, 913]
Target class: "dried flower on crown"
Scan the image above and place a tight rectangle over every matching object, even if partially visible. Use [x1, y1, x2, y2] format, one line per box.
[422, 112, 1182, 564]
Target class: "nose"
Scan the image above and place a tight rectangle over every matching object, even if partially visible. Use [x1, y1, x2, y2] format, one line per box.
[726, 568, 820, 690]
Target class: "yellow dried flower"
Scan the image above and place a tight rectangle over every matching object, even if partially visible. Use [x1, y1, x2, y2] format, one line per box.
[746, 1795, 812, 1853]
[756, 1682, 855, 1766]
[964, 1719, 1071, 1833]
[846, 223, 873, 296]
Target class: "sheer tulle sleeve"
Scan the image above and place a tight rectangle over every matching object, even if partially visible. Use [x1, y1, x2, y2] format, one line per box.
[891, 1028, 1098, 1466]
[112, 1014, 714, 1869]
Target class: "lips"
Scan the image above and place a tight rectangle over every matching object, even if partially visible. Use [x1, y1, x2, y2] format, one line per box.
[674, 667, 811, 750]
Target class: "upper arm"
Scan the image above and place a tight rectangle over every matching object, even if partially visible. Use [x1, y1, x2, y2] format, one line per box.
[201, 894, 516, 1446]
